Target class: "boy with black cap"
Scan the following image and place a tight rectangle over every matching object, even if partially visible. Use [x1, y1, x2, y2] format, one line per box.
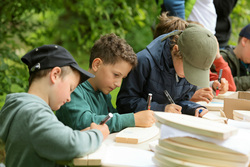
[117, 24, 217, 117]
[220, 24, 250, 91]
[0, 44, 110, 167]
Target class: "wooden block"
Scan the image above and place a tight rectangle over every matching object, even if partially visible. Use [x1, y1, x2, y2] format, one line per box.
[233, 110, 250, 121]
[155, 144, 247, 167]
[233, 115, 244, 121]
[87, 144, 106, 166]
[73, 156, 88, 166]
[73, 144, 106, 166]
[159, 139, 248, 162]
[153, 152, 209, 167]
[224, 91, 250, 119]
[154, 112, 238, 140]
[115, 125, 159, 144]
[214, 91, 236, 99]
[169, 137, 243, 154]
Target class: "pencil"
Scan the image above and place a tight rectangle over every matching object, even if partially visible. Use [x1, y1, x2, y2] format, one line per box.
[147, 93, 152, 110]
[164, 90, 175, 104]
[216, 69, 223, 96]
[99, 113, 113, 125]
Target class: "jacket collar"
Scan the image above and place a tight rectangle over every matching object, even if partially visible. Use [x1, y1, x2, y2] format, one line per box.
[146, 34, 172, 71]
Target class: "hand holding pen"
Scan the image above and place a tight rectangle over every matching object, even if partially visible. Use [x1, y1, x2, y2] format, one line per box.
[163, 90, 182, 114]
[216, 69, 223, 96]
[197, 108, 209, 117]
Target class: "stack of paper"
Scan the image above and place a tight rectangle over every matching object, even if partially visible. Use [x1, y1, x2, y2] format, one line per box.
[233, 110, 250, 122]
[153, 112, 250, 167]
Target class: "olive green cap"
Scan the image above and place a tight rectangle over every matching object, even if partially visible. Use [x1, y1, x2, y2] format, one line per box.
[162, 24, 217, 88]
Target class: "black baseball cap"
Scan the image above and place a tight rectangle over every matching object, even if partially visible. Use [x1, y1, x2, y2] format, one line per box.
[21, 44, 94, 83]
[239, 24, 250, 39]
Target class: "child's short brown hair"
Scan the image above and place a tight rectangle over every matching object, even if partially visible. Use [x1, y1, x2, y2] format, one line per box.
[89, 33, 137, 68]
[28, 66, 76, 86]
[154, 12, 188, 39]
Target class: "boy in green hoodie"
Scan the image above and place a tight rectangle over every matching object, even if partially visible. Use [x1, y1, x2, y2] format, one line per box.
[56, 33, 155, 133]
[0, 44, 110, 167]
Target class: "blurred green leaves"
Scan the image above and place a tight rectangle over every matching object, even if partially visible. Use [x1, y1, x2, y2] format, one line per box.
[0, 0, 160, 109]
[0, 0, 250, 110]
[229, 0, 250, 45]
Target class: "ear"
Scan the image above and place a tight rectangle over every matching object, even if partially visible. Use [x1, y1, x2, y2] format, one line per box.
[241, 37, 248, 47]
[50, 67, 62, 84]
[171, 44, 179, 56]
[173, 44, 179, 52]
[92, 58, 103, 72]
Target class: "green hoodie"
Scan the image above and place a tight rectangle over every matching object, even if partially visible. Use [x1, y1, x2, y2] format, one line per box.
[56, 81, 135, 133]
[0, 93, 103, 167]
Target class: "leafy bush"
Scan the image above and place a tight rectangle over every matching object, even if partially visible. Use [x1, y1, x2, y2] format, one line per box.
[25, 0, 160, 55]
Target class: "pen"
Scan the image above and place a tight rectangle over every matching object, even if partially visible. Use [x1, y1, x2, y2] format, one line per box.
[147, 93, 152, 110]
[216, 69, 223, 96]
[164, 90, 175, 104]
[199, 109, 203, 114]
[99, 113, 113, 125]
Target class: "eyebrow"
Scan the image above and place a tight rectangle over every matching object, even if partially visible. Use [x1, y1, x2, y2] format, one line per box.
[118, 71, 127, 78]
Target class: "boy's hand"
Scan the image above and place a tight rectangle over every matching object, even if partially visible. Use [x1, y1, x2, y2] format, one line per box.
[134, 110, 155, 127]
[164, 104, 182, 114]
[212, 78, 228, 95]
[190, 87, 213, 103]
[195, 107, 209, 117]
[89, 122, 110, 140]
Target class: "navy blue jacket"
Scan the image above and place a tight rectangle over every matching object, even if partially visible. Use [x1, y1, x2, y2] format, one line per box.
[116, 34, 204, 115]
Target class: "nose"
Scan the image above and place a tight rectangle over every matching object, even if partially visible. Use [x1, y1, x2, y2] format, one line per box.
[66, 96, 71, 102]
[114, 79, 122, 87]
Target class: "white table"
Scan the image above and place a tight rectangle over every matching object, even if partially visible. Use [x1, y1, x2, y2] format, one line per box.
[73, 128, 160, 166]
[73, 104, 228, 167]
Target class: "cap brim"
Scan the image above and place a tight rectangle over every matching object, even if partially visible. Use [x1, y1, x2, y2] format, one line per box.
[183, 57, 209, 88]
[71, 64, 95, 83]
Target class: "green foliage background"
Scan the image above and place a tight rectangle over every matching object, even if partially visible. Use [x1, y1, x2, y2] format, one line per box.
[0, 0, 161, 108]
[0, 0, 250, 164]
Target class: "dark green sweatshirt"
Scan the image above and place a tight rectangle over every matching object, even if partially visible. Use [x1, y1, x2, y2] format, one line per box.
[56, 81, 135, 133]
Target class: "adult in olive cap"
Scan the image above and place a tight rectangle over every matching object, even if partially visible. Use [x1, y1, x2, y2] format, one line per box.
[117, 23, 217, 117]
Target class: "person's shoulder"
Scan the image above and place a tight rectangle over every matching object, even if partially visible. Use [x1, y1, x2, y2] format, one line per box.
[70, 81, 99, 103]
[137, 36, 168, 62]
[2, 93, 53, 119]
[73, 81, 92, 96]
[220, 45, 234, 55]
[4, 93, 48, 107]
